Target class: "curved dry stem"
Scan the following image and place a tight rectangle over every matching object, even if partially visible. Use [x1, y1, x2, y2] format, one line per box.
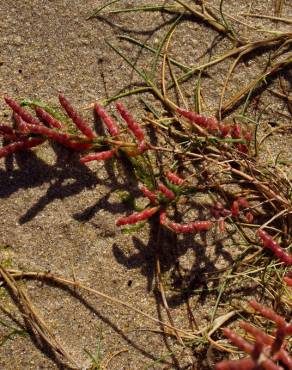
[218, 52, 244, 120]
[173, 0, 230, 38]
[0, 266, 80, 369]
[173, 33, 292, 88]
[221, 57, 292, 114]
[240, 12, 292, 24]
[3, 268, 199, 339]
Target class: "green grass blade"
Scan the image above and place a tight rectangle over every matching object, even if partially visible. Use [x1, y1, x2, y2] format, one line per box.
[119, 35, 191, 72]
[140, 98, 160, 119]
[102, 4, 182, 15]
[106, 40, 169, 108]
[106, 40, 147, 81]
[102, 87, 152, 106]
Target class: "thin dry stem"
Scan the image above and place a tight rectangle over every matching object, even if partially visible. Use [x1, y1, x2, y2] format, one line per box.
[2, 268, 198, 338]
[0, 265, 80, 369]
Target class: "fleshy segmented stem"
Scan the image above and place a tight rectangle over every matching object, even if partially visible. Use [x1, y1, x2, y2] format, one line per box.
[59, 94, 96, 139]
[0, 138, 45, 158]
[80, 149, 115, 163]
[0, 124, 19, 140]
[222, 328, 254, 354]
[165, 171, 184, 185]
[35, 107, 63, 129]
[158, 182, 176, 200]
[116, 206, 159, 226]
[249, 300, 286, 327]
[257, 229, 292, 265]
[231, 200, 240, 217]
[160, 210, 213, 233]
[116, 102, 144, 142]
[177, 107, 219, 130]
[215, 358, 256, 370]
[94, 102, 120, 137]
[139, 185, 157, 204]
[17, 121, 83, 145]
[4, 96, 41, 125]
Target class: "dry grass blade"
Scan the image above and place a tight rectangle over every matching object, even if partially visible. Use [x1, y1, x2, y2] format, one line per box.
[0, 265, 80, 369]
[240, 13, 292, 24]
[171, 33, 291, 87]
[151, 14, 183, 81]
[221, 56, 292, 114]
[100, 348, 128, 370]
[218, 53, 243, 120]
[274, 0, 284, 17]
[161, 16, 187, 109]
[173, 0, 229, 37]
[229, 167, 291, 209]
[155, 255, 185, 346]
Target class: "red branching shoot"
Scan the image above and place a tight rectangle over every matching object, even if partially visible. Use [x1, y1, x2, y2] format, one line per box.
[4, 96, 41, 125]
[276, 351, 292, 369]
[59, 94, 96, 139]
[0, 138, 44, 158]
[116, 102, 144, 142]
[139, 185, 157, 204]
[94, 102, 120, 137]
[283, 272, 292, 286]
[165, 171, 184, 186]
[218, 219, 225, 232]
[219, 123, 231, 137]
[249, 300, 286, 327]
[35, 107, 63, 129]
[160, 211, 213, 233]
[207, 117, 219, 131]
[239, 321, 274, 346]
[18, 122, 79, 145]
[237, 197, 250, 208]
[177, 107, 251, 153]
[215, 358, 256, 370]
[158, 182, 176, 200]
[137, 140, 148, 153]
[2, 96, 105, 157]
[0, 124, 19, 140]
[224, 197, 254, 223]
[216, 300, 292, 370]
[211, 202, 231, 219]
[257, 229, 292, 265]
[261, 360, 285, 370]
[159, 210, 167, 225]
[13, 113, 31, 133]
[223, 328, 254, 354]
[177, 107, 212, 129]
[60, 141, 92, 151]
[231, 124, 242, 139]
[116, 206, 159, 226]
[245, 211, 254, 223]
[231, 200, 240, 217]
[80, 150, 115, 163]
[0, 124, 15, 136]
[284, 324, 292, 336]
[245, 132, 252, 141]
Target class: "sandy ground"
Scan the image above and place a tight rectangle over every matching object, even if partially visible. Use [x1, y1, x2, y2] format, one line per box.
[0, 1, 291, 369]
